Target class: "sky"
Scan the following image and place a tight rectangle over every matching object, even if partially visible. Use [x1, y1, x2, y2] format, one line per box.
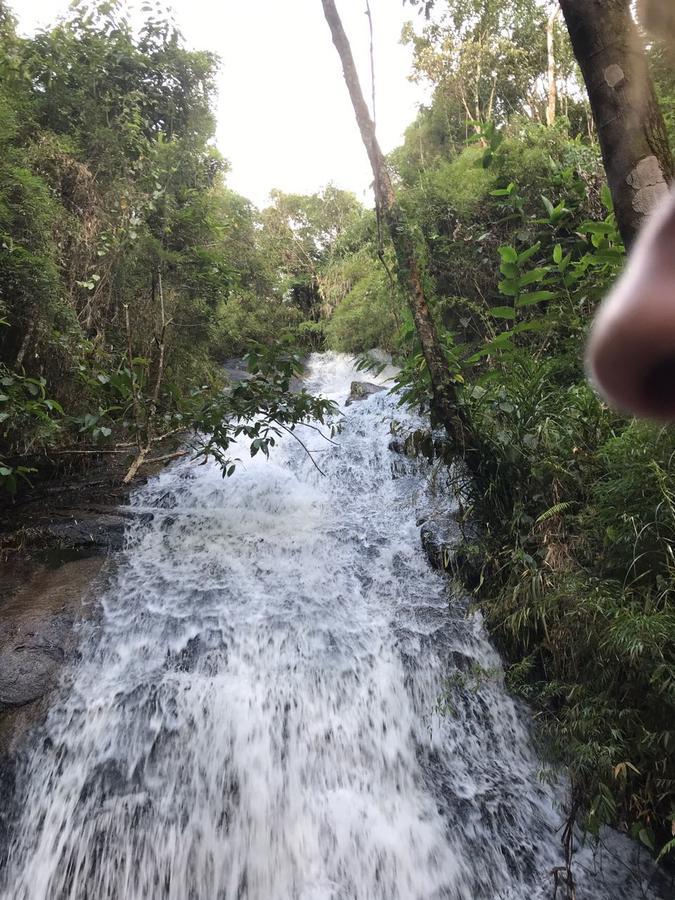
[15, 0, 428, 208]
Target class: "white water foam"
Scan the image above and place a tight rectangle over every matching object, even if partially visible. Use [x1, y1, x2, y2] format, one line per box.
[2, 353, 665, 899]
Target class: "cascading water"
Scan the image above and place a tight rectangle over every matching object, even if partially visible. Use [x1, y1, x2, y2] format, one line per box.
[1, 353, 665, 899]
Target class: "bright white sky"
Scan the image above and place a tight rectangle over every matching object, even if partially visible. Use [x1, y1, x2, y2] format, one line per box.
[16, 0, 427, 208]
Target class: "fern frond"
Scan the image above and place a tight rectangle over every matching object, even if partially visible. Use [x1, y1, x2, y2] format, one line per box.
[536, 500, 574, 524]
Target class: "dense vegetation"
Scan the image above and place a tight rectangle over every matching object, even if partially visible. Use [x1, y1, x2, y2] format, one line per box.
[0, 0, 337, 489]
[1, 0, 673, 867]
[385, 2, 674, 861]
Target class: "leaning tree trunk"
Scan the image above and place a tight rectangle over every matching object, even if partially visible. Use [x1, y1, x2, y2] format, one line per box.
[319, 0, 472, 452]
[559, 0, 673, 250]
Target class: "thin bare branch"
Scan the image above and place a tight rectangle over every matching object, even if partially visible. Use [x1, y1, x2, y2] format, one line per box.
[273, 420, 326, 476]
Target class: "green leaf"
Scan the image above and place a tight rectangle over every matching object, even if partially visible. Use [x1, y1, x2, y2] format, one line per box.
[490, 182, 515, 197]
[553, 244, 563, 264]
[519, 267, 549, 287]
[491, 306, 516, 320]
[591, 249, 624, 265]
[512, 319, 555, 335]
[638, 828, 655, 852]
[550, 202, 570, 223]
[498, 246, 518, 264]
[580, 220, 616, 236]
[517, 241, 542, 265]
[516, 290, 557, 307]
[600, 182, 614, 212]
[498, 279, 520, 297]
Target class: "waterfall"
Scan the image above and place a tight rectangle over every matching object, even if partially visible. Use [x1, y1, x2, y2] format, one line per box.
[2, 353, 663, 899]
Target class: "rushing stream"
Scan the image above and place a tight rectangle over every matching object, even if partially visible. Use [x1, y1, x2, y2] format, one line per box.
[2, 354, 666, 899]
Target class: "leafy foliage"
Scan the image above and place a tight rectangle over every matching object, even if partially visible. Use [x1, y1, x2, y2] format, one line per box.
[0, 1, 340, 488]
[371, 8, 674, 849]
[193, 346, 340, 475]
[400, 162, 674, 854]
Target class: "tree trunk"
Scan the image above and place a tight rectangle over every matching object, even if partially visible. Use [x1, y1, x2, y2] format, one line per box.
[319, 0, 471, 449]
[546, 7, 560, 126]
[15, 319, 35, 369]
[559, 0, 673, 249]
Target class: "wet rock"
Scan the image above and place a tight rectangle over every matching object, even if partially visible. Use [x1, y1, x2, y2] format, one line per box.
[420, 515, 457, 573]
[172, 635, 201, 673]
[421, 520, 483, 588]
[0, 557, 104, 731]
[0, 645, 62, 709]
[79, 758, 130, 804]
[41, 512, 127, 553]
[0, 621, 83, 714]
[390, 456, 410, 479]
[0, 752, 16, 867]
[222, 358, 251, 383]
[345, 381, 386, 406]
[223, 357, 304, 392]
[0, 554, 106, 865]
[448, 649, 476, 672]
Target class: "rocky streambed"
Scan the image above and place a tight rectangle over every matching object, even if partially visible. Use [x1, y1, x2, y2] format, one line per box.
[0, 357, 668, 899]
[0, 442, 188, 866]
[0, 374, 397, 863]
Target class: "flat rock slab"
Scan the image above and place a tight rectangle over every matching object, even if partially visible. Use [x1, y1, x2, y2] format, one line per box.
[41, 512, 127, 553]
[0, 557, 104, 729]
[345, 381, 386, 406]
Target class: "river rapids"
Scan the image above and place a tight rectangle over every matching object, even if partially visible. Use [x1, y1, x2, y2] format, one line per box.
[1, 354, 666, 899]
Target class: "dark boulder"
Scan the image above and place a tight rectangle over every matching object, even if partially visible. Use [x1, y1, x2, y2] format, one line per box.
[345, 381, 386, 406]
[420, 510, 461, 574]
[0, 644, 63, 709]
